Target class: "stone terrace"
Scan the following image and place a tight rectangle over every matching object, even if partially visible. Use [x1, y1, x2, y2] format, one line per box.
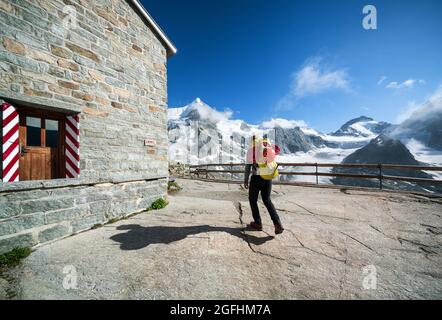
[1, 179, 441, 299]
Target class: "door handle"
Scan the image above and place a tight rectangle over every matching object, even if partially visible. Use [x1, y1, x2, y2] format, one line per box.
[20, 144, 28, 156]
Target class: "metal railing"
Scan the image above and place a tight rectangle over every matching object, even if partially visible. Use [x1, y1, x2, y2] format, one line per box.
[187, 162, 442, 192]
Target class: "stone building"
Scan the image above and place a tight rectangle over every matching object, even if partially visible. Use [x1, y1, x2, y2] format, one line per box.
[0, 0, 176, 253]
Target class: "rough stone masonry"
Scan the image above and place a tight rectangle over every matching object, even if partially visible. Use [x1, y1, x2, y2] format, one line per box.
[0, 0, 175, 253]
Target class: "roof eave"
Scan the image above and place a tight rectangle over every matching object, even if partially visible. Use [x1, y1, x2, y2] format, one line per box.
[128, 0, 177, 57]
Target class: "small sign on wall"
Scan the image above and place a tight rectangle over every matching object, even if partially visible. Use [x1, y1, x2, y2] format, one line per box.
[144, 139, 156, 147]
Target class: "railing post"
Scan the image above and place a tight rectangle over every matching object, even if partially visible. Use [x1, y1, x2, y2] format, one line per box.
[315, 163, 318, 185]
[241, 136, 245, 163]
[187, 125, 190, 166]
[230, 162, 233, 181]
[379, 164, 383, 190]
[197, 121, 200, 165]
[218, 133, 223, 164]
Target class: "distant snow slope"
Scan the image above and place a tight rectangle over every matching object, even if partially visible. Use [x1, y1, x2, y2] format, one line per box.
[405, 139, 442, 179]
[332, 115, 392, 138]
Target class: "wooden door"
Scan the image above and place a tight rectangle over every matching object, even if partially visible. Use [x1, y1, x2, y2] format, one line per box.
[20, 147, 56, 180]
[18, 108, 65, 181]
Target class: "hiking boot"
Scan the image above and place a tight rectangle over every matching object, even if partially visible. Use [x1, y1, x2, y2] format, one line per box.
[274, 224, 284, 235]
[249, 221, 263, 231]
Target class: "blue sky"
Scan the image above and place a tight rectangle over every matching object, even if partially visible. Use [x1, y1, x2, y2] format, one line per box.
[143, 0, 442, 133]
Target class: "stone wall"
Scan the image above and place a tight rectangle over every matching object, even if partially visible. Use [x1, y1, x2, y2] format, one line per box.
[0, 0, 169, 181]
[0, 178, 167, 254]
[0, 0, 172, 253]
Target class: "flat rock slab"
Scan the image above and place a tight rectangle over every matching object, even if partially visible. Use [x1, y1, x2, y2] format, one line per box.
[1, 179, 441, 299]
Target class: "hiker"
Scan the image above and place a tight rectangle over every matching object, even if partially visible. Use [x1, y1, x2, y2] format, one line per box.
[244, 135, 284, 235]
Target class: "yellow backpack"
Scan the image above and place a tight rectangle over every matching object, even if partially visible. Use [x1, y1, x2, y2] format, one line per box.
[256, 162, 279, 180]
[252, 137, 279, 180]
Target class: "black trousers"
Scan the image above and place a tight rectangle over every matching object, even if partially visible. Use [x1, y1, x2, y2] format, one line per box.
[248, 175, 282, 226]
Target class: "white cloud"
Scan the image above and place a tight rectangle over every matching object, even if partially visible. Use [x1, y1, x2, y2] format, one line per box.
[261, 118, 307, 129]
[275, 57, 350, 110]
[275, 93, 298, 111]
[386, 78, 425, 90]
[197, 105, 232, 122]
[293, 58, 350, 97]
[179, 98, 233, 122]
[377, 76, 387, 85]
[395, 85, 442, 125]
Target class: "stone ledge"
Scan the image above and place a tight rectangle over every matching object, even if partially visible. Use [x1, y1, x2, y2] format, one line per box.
[0, 175, 168, 193]
[0, 232, 36, 254]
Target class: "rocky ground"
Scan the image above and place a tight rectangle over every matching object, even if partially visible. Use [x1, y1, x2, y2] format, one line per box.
[1, 179, 441, 299]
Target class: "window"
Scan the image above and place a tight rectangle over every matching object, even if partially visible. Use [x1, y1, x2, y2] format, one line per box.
[45, 119, 59, 148]
[26, 117, 41, 146]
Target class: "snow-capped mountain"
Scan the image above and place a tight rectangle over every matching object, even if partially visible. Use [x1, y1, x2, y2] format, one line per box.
[332, 116, 392, 138]
[167, 98, 442, 188]
[168, 98, 233, 123]
[331, 135, 442, 193]
[168, 98, 261, 164]
[168, 98, 391, 165]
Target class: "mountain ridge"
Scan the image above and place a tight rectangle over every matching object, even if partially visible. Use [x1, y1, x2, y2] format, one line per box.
[331, 134, 442, 193]
[167, 97, 442, 166]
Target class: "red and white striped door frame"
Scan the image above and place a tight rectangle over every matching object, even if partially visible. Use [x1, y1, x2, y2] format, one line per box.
[1, 102, 81, 182]
[65, 114, 80, 178]
[1, 102, 20, 182]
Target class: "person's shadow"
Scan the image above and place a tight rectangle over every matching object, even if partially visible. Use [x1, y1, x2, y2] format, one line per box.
[110, 224, 274, 250]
